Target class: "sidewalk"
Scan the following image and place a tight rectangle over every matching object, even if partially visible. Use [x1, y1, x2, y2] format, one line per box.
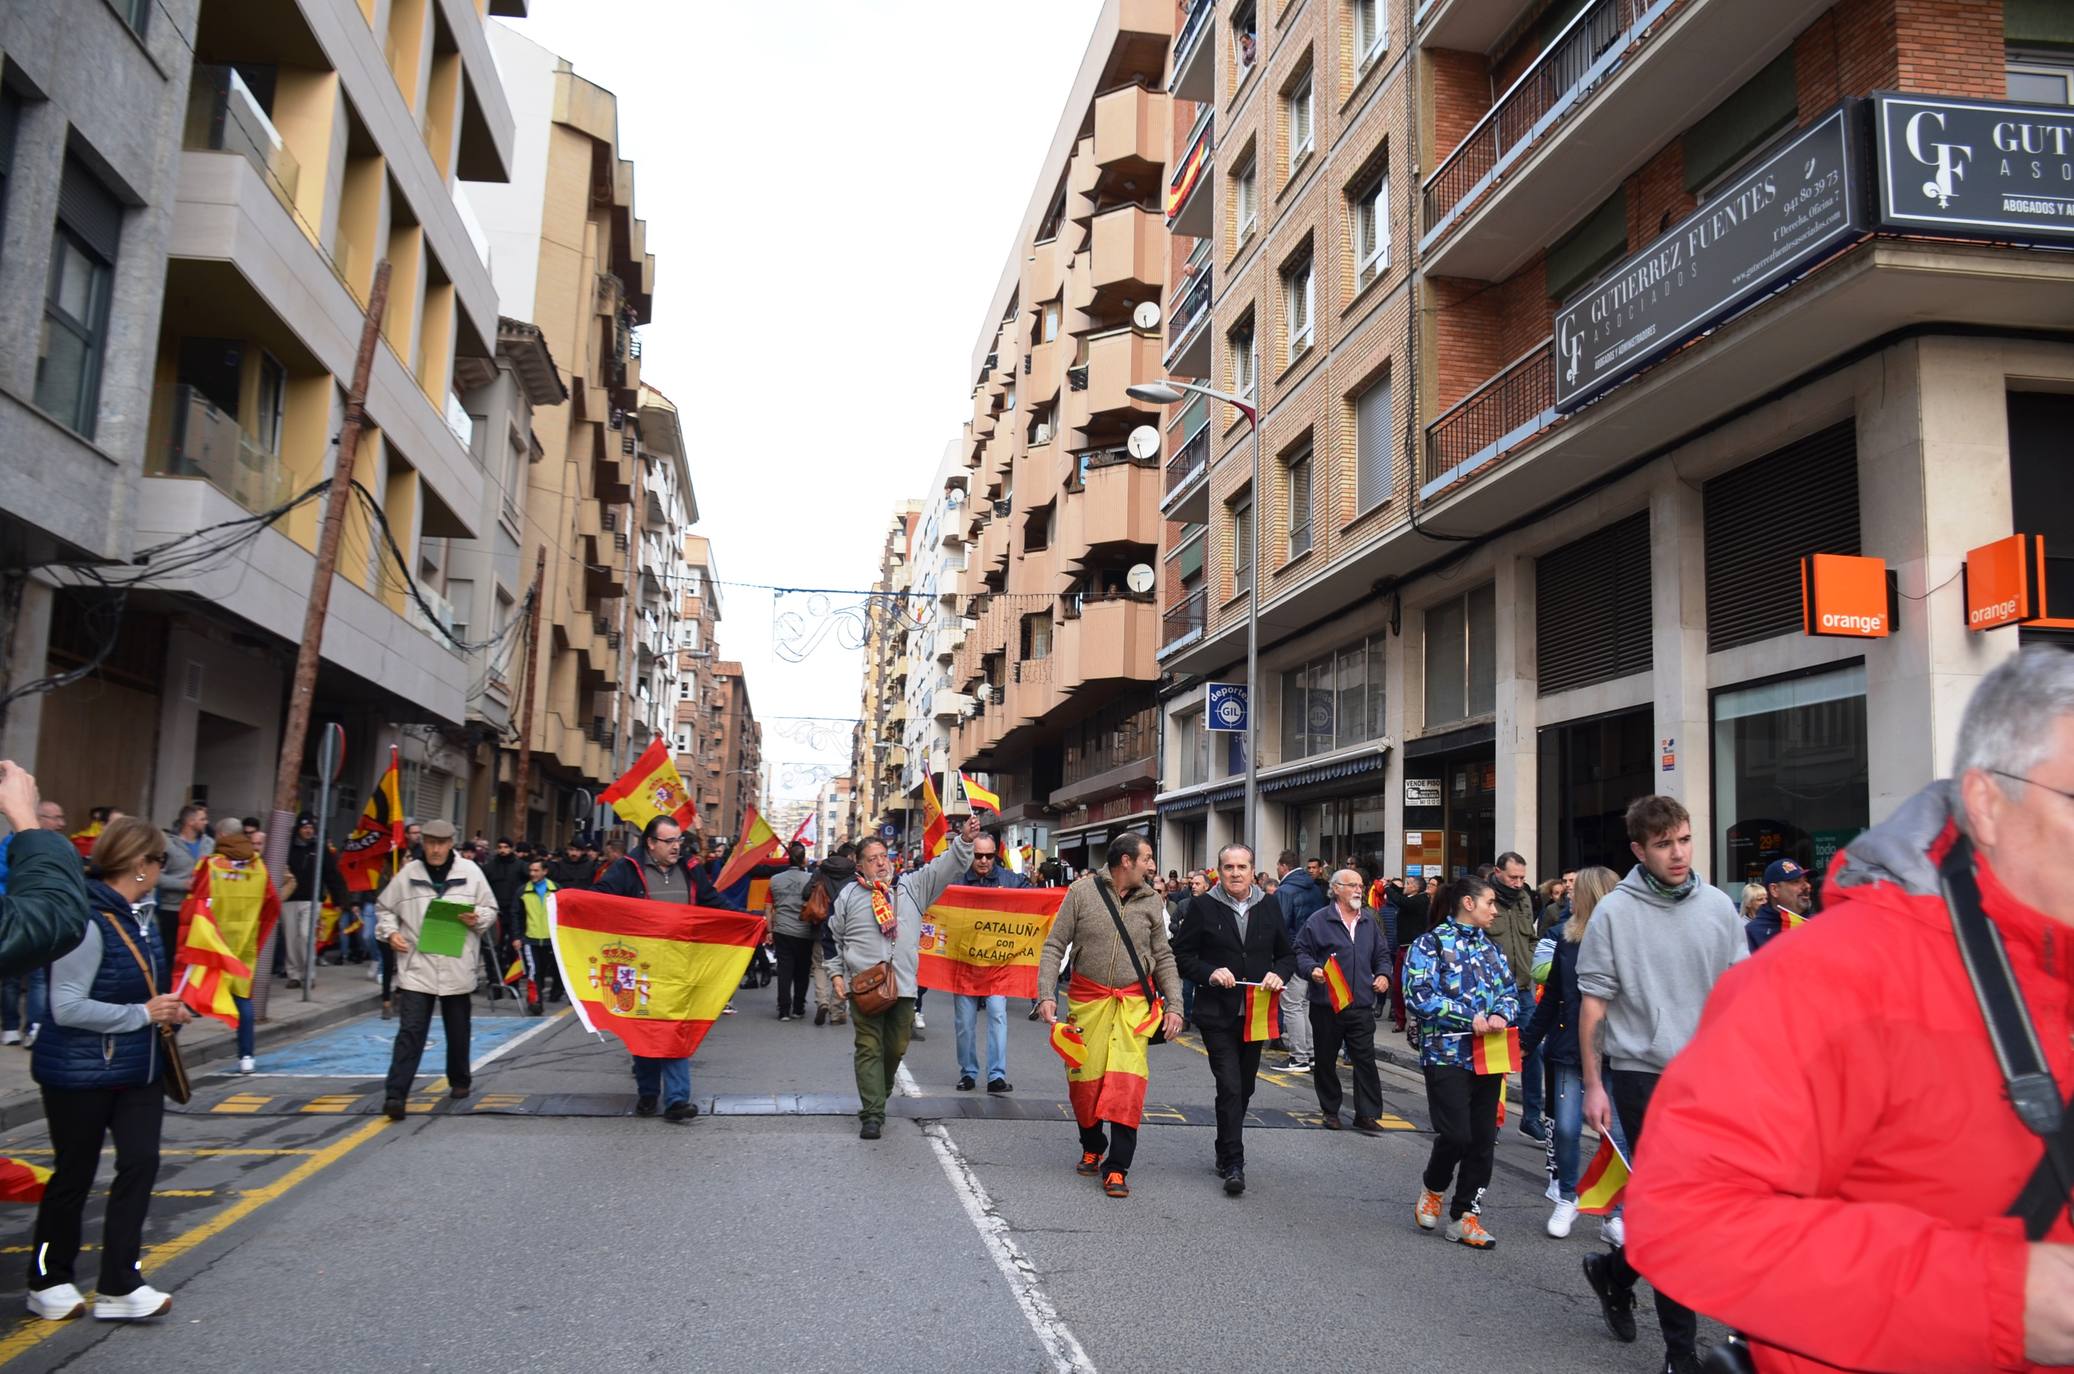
[0, 962, 398, 1132]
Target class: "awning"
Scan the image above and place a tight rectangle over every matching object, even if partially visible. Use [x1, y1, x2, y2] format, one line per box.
[1054, 809, 1155, 842]
[1258, 745, 1391, 796]
[1156, 782, 1243, 817]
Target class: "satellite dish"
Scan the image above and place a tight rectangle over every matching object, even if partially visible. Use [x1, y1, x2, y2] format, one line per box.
[1126, 563, 1156, 594]
[1127, 425, 1161, 460]
[1132, 301, 1162, 331]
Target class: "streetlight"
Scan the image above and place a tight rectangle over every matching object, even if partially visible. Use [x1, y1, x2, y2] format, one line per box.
[1126, 377, 1262, 846]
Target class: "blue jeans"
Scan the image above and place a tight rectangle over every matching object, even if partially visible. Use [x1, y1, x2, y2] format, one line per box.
[632, 1055, 691, 1109]
[234, 995, 254, 1059]
[1549, 1063, 1630, 1198]
[1519, 988, 1545, 1119]
[953, 994, 1007, 1083]
[1, 968, 47, 1032]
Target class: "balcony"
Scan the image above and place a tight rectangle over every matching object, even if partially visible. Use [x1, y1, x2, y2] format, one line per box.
[1415, 0, 1536, 51]
[183, 66, 299, 217]
[1165, 106, 1212, 238]
[1420, 0, 1803, 282]
[1089, 204, 1164, 302]
[1161, 415, 1212, 523]
[1170, 0, 1214, 101]
[1163, 253, 1212, 378]
[1423, 339, 1556, 498]
[149, 385, 288, 517]
[1160, 585, 1207, 655]
[1058, 597, 1156, 693]
[1092, 83, 1167, 199]
[1083, 327, 1165, 421]
[1075, 457, 1161, 557]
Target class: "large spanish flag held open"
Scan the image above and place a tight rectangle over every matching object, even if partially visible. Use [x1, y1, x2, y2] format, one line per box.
[549, 888, 767, 1059]
[916, 885, 1064, 998]
[600, 738, 696, 834]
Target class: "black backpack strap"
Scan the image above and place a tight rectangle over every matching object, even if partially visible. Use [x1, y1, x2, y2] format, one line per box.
[1939, 836, 2074, 1238]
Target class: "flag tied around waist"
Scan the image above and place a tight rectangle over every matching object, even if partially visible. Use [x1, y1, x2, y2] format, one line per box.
[1323, 954, 1354, 1012]
[916, 884, 1064, 999]
[1240, 982, 1277, 1042]
[1472, 1025, 1522, 1076]
[1576, 1134, 1632, 1214]
[549, 888, 766, 1059]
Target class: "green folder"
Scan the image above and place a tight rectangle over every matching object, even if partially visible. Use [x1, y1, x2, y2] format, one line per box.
[416, 899, 473, 958]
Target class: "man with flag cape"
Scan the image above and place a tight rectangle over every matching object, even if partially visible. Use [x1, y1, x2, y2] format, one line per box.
[176, 819, 279, 1072]
[1037, 831, 1183, 1199]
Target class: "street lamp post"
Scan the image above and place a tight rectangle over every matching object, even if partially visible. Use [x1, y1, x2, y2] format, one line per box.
[1127, 378, 1262, 847]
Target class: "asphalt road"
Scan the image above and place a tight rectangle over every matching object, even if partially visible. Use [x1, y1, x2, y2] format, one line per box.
[0, 985, 1720, 1373]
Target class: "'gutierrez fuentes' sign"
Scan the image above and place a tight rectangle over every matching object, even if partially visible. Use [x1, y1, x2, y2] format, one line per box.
[1874, 93, 2074, 242]
[1554, 106, 1862, 412]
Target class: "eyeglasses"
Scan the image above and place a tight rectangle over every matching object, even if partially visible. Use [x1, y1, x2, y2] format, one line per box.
[145, 853, 168, 867]
[1993, 770, 2074, 806]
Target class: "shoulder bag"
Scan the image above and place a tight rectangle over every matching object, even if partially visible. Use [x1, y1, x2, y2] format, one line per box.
[104, 913, 192, 1105]
[1093, 877, 1166, 1046]
[848, 960, 899, 1017]
[801, 873, 832, 926]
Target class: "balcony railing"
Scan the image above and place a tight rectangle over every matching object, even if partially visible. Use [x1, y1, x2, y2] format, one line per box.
[184, 66, 300, 215]
[1161, 586, 1207, 649]
[1165, 419, 1210, 495]
[150, 384, 289, 517]
[1423, 338, 1556, 492]
[1166, 107, 1212, 224]
[1163, 269, 1212, 368]
[1422, 0, 1672, 240]
[1170, 0, 1214, 93]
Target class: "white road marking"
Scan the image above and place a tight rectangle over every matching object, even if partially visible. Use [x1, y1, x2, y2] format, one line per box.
[894, 1065, 1098, 1374]
[468, 1008, 573, 1070]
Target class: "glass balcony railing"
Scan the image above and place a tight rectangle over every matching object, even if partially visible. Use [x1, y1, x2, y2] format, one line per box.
[184, 66, 300, 215]
[151, 384, 289, 517]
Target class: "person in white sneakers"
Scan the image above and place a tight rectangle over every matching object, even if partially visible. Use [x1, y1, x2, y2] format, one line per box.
[29, 817, 189, 1321]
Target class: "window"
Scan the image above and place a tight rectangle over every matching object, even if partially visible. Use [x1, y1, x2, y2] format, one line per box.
[1233, 3, 1259, 80]
[1229, 314, 1257, 401]
[1002, 382, 1016, 412]
[1020, 613, 1052, 660]
[1684, 51, 1797, 196]
[1038, 298, 1061, 343]
[1712, 664, 1869, 892]
[1351, 160, 1390, 288]
[446, 579, 472, 643]
[36, 160, 122, 438]
[1353, 372, 1393, 511]
[1350, 0, 1386, 71]
[1233, 152, 1259, 239]
[679, 620, 703, 651]
[2009, 52, 2074, 106]
[1029, 400, 1056, 446]
[1283, 253, 1314, 363]
[1023, 502, 1053, 553]
[1423, 583, 1496, 727]
[1285, 72, 1314, 172]
[122, 0, 150, 34]
[1280, 635, 1387, 761]
[1285, 446, 1312, 559]
[1545, 189, 1627, 301]
[1230, 492, 1254, 596]
[0, 87, 19, 251]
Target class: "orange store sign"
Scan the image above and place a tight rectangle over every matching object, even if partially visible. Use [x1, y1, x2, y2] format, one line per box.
[1964, 535, 2043, 632]
[1801, 554, 1892, 638]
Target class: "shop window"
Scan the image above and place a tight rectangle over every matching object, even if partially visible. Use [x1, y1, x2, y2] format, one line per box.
[1537, 707, 1654, 874]
[1424, 583, 1496, 727]
[1536, 512, 1652, 694]
[1704, 421, 1858, 652]
[1711, 663, 1869, 893]
[2009, 391, 2074, 642]
[1279, 634, 1386, 761]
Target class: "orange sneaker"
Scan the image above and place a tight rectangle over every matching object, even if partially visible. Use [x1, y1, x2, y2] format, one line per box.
[1076, 1151, 1102, 1176]
[1102, 1171, 1130, 1198]
[1414, 1188, 1444, 1231]
[1446, 1212, 1497, 1249]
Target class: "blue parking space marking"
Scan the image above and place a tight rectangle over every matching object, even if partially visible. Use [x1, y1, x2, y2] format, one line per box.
[238, 1012, 545, 1078]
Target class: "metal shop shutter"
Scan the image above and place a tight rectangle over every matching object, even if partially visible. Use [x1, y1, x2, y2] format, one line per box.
[1536, 510, 1653, 695]
[1704, 421, 1859, 653]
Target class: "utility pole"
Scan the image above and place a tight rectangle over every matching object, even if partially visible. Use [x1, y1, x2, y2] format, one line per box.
[512, 545, 547, 845]
[256, 260, 389, 1020]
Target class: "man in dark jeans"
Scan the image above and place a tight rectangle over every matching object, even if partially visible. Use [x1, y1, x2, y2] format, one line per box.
[1576, 796, 1746, 1374]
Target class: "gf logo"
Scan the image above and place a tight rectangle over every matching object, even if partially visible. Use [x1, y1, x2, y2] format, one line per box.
[1556, 319, 1582, 386]
[1903, 109, 1971, 209]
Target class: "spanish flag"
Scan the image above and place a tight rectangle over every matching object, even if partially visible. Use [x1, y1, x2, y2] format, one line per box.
[178, 855, 276, 1004]
[1472, 1025, 1521, 1075]
[503, 956, 525, 986]
[1049, 1020, 1087, 1069]
[549, 888, 765, 1059]
[601, 738, 697, 834]
[713, 806, 787, 894]
[1240, 983, 1276, 1042]
[1781, 909, 1807, 932]
[1064, 974, 1156, 1131]
[917, 885, 1063, 998]
[338, 748, 405, 891]
[175, 903, 253, 1031]
[959, 772, 1001, 814]
[1323, 955, 1354, 1012]
[1575, 1135, 1632, 1215]
[0, 1157, 51, 1204]
[921, 775, 948, 859]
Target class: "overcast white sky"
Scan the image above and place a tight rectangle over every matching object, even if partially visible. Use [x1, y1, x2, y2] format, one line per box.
[504, 0, 1106, 801]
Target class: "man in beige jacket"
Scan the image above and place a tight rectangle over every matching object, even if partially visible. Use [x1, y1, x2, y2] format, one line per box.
[375, 819, 500, 1119]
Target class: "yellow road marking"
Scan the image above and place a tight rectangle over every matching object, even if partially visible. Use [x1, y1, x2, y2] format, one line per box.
[210, 1094, 274, 1115]
[0, 1148, 319, 1158]
[469, 1094, 526, 1112]
[301, 1095, 362, 1115]
[0, 1117, 391, 1369]
[1167, 1031, 1418, 1126]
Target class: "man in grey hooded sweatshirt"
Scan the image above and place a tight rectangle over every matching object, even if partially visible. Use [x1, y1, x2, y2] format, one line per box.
[1575, 794, 1745, 1374]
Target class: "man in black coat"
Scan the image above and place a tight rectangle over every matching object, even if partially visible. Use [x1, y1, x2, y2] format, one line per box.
[547, 840, 594, 893]
[1171, 843, 1296, 1198]
[591, 818, 741, 911]
[482, 837, 528, 955]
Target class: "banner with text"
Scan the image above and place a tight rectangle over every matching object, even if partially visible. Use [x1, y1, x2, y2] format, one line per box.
[917, 885, 1065, 998]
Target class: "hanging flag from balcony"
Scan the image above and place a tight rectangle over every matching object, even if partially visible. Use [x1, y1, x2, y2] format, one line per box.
[959, 772, 1001, 814]
[600, 739, 697, 834]
[713, 806, 788, 894]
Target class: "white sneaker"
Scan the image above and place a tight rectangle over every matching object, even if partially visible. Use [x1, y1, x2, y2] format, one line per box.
[1601, 1214, 1625, 1247]
[93, 1285, 171, 1320]
[238, 1056, 255, 1075]
[22, 1024, 36, 1048]
[914, 1012, 926, 1030]
[26, 1283, 85, 1321]
[1544, 1177, 1562, 1203]
[2, 1030, 19, 1046]
[1547, 1198, 1579, 1238]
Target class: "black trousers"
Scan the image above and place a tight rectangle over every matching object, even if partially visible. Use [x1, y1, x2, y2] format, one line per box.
[1079, 1121, 1137, 1174]
[522, 938, 559, 1001]
[1605, 1069, 1700, 1359]
[1201, 1023, 1264, 1171]
[32, 1084, 163, 1296]
[773, 933, 815, 1015]
[383, 990, 472, 1100]
[1310, 1003, 1383, 1120]
[1421, 1064, 1502, 1219]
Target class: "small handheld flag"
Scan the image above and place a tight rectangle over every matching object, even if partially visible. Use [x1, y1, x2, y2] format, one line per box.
[1323, 955, 1353, 1012]
[1781, 909, 1807, 932]
[1050, 1020, 1087, 1069]
[0, 1157, 52, 1204]
[503, 956, 525, 986]
[921, 775, 948, 858]
[1472, 1026, 1522, 1076]
[713, 806, 788, 893]
[1240, 983, 1276, 1042]
[959, 771, 1001, 814]
[601, 739, 697, 834]
[1576, 1135, 1632, 1215]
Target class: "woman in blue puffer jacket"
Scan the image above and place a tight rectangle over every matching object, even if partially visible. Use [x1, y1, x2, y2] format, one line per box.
[27, 817, 190, 1324]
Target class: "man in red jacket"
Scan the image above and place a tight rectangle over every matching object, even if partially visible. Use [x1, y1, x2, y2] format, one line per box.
[1627, 648, 2074, 1372]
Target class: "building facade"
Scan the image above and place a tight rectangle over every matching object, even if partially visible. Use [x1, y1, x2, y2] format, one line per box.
[673, 533, 723, 833]
[856, 503, 922, 847]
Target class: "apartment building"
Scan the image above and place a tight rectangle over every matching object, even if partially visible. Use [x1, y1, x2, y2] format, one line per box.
[673, 534, 724, 832]
[901, 443, 975, 840]
[623, 383, 692, 772]
[856, 502, 922, 847]
[711, 661, 763, 842]
[1155, 0, 2074, 892]
[817, 773, 854, 862]
[466, 20, 652, 842]
[943, 0, 1177, 874]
